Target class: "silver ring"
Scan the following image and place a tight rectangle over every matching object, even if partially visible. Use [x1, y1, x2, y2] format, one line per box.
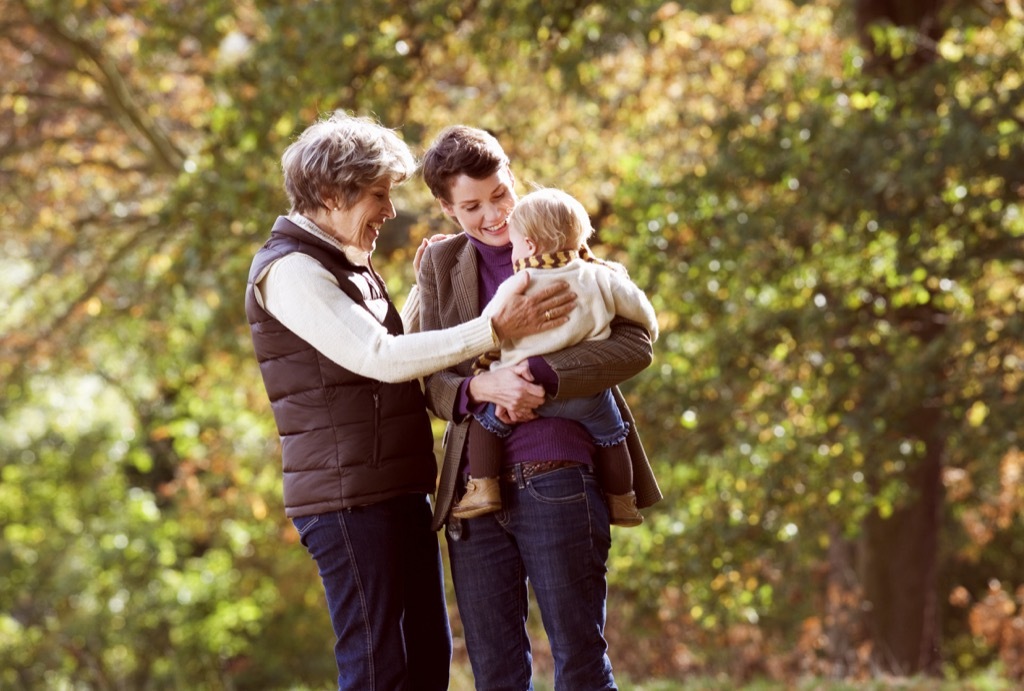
[544, 310, 552, 321]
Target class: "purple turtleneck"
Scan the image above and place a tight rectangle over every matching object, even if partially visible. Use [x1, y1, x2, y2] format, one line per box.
[459, 236, 595, 469]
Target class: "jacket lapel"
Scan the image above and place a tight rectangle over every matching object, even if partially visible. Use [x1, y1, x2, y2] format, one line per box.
[452, 238, 481, 325]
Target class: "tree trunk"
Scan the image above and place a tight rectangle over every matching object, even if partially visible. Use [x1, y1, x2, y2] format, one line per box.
[859, 407, 943, 674]
[855, 0, 944, 34]
[855, 0, 945, 68]
[825, 525, 869, 675]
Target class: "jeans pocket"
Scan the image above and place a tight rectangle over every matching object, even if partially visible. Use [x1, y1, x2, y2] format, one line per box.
[292, 513, 321, 537]
[525, 467, 588, 505]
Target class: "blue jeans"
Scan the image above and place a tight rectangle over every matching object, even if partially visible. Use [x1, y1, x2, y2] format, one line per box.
[475, 388, 628, 447]
[446, 464, 616, 691]
[293, 494, 452, 691]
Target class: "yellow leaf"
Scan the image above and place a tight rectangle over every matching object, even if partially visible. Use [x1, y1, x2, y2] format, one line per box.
[967, 401, 989, 427]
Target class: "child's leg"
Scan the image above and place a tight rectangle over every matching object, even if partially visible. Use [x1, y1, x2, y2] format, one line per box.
[453, 417, 504, 519]
[596, 442, 643, 526]
[594, 442, 633, 496]
[467, 417, 504, 480]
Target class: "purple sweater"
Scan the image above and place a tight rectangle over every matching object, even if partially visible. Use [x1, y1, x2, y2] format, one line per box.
[457, 237, 594, 467]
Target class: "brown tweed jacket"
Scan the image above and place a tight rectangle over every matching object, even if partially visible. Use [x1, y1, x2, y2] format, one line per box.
[416, 233, 663, 531]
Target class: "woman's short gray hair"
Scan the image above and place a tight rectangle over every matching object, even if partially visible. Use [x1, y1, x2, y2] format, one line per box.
[281, 111, 416, 214]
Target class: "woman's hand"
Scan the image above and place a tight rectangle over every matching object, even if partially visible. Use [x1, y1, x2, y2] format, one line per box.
[491, 273, 576, 341]
[413, 233, 453, 275]
[468, 362, 545, 422]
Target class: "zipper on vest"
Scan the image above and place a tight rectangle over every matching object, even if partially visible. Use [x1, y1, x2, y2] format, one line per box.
[372, 390, 381, 465]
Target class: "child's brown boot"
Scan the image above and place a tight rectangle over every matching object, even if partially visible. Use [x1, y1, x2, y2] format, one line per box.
[607, 491, 643, 527]
[452, 477, 501, 519]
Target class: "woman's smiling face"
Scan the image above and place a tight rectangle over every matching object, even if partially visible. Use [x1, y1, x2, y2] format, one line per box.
[440, 166, 517, 247]
[325, 178, 396, 253]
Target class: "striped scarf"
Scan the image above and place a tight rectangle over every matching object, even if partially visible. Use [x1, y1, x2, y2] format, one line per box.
[473, 246, 605, 374]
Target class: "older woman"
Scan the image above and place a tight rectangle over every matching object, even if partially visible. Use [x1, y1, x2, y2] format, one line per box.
[244, 112, 574, 691]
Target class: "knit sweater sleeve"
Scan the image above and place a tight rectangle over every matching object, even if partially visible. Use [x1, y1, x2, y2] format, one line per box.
[258, 253, 496, 383]
[482, 263, 658, 367]
[607, 270, 659, 341]
[400, 284, 421, 334]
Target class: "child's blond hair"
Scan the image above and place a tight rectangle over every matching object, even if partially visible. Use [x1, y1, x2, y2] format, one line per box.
[508, 188, 593, 254]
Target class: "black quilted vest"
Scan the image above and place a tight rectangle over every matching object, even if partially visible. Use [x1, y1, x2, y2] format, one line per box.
[245, 216, 436, 516]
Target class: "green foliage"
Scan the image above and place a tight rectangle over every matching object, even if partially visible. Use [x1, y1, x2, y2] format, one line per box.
[603, 2, 1023, 676]
[1, 0, 1022, 687]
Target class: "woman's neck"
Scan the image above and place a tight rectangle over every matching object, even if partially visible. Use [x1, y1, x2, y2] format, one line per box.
[289, 211, 370, 267]
[467, 235, 512, 303]
[467, 235, 511, 261]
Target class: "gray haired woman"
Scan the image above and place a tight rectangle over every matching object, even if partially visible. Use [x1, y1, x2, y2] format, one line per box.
[244, 111, 574, 690]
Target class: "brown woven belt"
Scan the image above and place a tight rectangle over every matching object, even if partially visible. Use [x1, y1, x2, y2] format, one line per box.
[500, 460, 581, 483]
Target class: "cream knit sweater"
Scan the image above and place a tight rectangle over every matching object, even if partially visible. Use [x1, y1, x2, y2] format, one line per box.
[481, 259, 658, 370]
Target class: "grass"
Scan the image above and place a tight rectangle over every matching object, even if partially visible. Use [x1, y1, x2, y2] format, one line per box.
[292, 658, 1017, 690]
[448, 670, 1017, 691]
[295, 672, 1014, 691]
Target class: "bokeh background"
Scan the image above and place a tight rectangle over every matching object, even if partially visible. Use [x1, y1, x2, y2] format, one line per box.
[2, 0, 1022, 688]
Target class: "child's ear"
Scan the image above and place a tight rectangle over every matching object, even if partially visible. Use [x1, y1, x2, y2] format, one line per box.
[526, 237, 538, 253]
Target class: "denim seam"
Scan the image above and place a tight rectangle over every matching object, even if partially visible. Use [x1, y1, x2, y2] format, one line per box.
[513, 554, 531, 688]
[337, 511, 376, 689]
[584, 471, 610, 576]
[585, 472, 597, 565]
[295, 513, 320, 536]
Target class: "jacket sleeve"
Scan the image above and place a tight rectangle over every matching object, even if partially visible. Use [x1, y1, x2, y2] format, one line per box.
[544, 318, 653, 400]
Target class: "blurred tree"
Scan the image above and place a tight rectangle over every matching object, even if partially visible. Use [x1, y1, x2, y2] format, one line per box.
[1, 0, 1021, 687]
[592, 0, 1023, 678]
